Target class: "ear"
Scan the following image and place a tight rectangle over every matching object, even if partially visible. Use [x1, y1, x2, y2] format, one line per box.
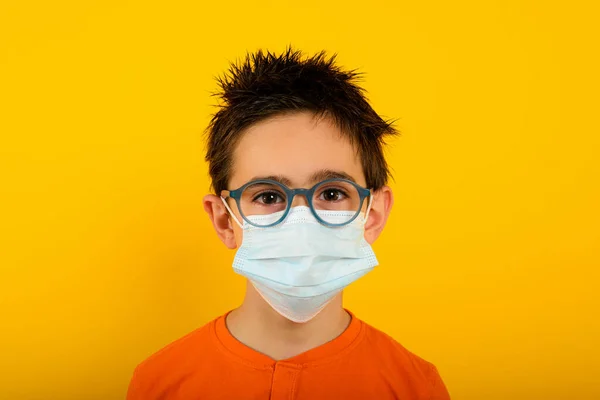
[203, 194, 238, 249]
[364, 186, 394, 244]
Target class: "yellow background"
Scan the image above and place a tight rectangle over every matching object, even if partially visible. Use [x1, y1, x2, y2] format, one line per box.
[1, 1, 599, 399]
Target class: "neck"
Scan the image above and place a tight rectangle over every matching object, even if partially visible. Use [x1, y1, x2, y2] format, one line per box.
[225, 280, 351, 361]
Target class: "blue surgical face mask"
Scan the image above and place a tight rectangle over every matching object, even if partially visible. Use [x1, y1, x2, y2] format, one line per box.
[222, 202, 378, 323]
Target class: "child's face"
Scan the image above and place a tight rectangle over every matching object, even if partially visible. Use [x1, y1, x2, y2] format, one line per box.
[204, 111, 393, 249]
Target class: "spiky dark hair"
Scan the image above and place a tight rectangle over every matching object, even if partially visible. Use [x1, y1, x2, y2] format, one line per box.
[205, 47, 397, 194]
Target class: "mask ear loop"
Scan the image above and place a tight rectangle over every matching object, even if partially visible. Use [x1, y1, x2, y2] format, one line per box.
[220, 197, 244, 229]
[363, 192, 374, 226]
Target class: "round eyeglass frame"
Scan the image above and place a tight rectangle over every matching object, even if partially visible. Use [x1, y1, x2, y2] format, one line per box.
[221, 178, 372, 228]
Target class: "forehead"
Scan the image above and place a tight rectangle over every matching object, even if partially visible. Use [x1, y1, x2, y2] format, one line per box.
[229, 112, 365, 189]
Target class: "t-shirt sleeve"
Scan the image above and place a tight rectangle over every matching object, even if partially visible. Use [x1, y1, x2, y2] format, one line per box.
[125, 366, 144, 400]
[429, 364, 451, 400]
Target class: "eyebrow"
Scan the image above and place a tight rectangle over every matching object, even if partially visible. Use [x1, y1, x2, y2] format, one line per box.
[249, 169, 356, 188]
[249, 175, 294, 187]
[309, 169, 357, 184]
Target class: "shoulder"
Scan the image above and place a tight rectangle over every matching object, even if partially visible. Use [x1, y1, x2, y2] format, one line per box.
[127, 317, 219, 399]
[359, 319, 447, 392]
[137, 318, 216, 371]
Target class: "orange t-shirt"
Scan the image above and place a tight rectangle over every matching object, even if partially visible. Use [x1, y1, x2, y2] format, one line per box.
[127, 311, 450, 400]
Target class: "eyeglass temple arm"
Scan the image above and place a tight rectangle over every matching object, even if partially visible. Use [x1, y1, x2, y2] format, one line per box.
[220, 193, 244, 229]
[363, 192, 374, 225]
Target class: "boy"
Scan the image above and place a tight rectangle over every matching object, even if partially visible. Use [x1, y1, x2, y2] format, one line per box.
[127, 48, 450, 399]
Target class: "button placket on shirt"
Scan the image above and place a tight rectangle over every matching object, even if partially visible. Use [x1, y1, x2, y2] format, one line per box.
[269, 361, 302, 400]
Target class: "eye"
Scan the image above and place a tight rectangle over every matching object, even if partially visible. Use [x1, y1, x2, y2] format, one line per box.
[253, 191, 285, 205]
[319, 188, 348, 202]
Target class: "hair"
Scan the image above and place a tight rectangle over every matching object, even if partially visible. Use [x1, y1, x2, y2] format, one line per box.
[205, 47, 398, 194]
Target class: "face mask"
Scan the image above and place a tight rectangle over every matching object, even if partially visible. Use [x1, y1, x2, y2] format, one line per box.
[223, 204, 378, 323]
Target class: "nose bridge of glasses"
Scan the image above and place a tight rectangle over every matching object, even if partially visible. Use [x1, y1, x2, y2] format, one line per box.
[289, 188, 311, 207]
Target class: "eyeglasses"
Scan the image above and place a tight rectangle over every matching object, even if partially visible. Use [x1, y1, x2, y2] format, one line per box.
[221, 178, 372, 228]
